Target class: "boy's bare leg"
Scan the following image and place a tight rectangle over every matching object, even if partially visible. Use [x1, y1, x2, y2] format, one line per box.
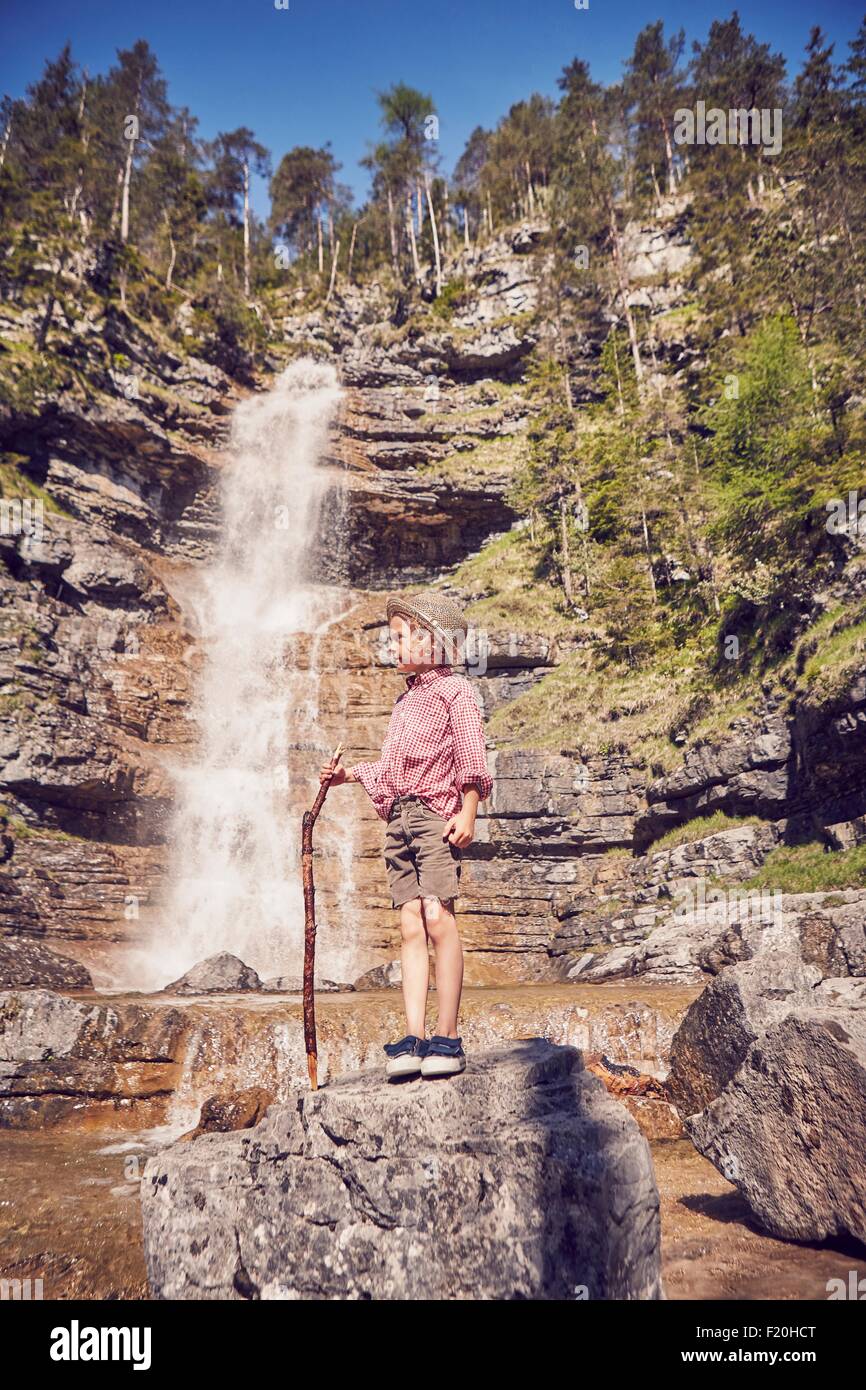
[399, 897, 429, 1037]
[420, 896, 462, 1037]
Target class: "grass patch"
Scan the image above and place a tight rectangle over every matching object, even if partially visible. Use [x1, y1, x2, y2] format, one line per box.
[457, 527, 578, 641]
[421, 434, 528, 479]
[800, 617, 866, 696]
[0, 454, 75, 519]
[430, 278, 470, 320]
[485, 636, 708, 761]
[650, 812, 764, 854]
[739, 840, 866, 893]
[0, 811, 76, 841]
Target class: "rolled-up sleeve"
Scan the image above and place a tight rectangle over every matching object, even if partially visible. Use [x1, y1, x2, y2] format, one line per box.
[349, 759, 382, 805]
[447, 686, 493, 802]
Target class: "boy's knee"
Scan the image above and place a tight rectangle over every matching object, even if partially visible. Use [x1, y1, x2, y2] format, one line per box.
[421, 895, 455, 931]
[399, 897, 425, 939]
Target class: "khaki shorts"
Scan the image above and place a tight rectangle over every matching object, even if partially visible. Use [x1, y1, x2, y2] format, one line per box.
[384, 795, 462, 908]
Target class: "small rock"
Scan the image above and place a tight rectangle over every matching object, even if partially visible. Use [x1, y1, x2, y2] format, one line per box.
[179, 1087, 275, 1141]
[163, 953, 262, 995]
[352, 960, 405, 990]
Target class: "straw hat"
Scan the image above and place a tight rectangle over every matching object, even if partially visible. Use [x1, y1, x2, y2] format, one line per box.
[386, 590, 467, 664]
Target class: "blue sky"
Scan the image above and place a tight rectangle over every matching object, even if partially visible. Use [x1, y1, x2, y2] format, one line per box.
[2, 0, 864, 218]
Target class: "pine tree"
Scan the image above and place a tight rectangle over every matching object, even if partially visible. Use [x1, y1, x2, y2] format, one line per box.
[624, 21, 686, 200]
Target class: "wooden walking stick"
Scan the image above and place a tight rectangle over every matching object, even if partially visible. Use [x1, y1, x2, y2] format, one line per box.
[301, 740, 343, 1091]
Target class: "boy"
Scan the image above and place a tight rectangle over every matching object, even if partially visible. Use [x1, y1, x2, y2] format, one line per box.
[319, 590, 492, 1081]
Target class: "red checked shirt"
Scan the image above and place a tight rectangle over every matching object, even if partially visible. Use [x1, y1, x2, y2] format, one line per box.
[349, 664, 493, 822]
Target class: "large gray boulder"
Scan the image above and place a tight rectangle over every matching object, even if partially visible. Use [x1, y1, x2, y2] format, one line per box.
[668, 953, 866, 1245]
[140, 1038, 664, 1300]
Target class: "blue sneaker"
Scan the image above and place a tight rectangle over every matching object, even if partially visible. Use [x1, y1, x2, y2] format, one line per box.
[421, 1034, 466, 1078]
[383, 1034, 429, 1079]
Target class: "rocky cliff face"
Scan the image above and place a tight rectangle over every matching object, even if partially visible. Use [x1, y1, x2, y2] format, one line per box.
[1, 209, 864, 1005]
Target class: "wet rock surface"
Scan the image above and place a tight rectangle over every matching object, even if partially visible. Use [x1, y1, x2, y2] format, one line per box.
[0, 980, 693, 1135]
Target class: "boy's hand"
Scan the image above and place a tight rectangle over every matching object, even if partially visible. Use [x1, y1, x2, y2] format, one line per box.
[444, 807, 475, 848]
[319, 763, 349, 786]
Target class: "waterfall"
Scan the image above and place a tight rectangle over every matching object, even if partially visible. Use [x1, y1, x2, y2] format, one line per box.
[136, 358, 357, 991]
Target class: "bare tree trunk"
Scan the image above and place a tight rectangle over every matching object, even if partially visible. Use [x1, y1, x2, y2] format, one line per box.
[609, 326, 626, 417]
[463, 205, 470, 250]
[68, 71, 90, 227]
[347, 220, 358, 281]
[608, 202, 644, 388]
[386, 186, 398, 270]
[164, 209, 177, 290]
[525, 160, 535, 214]
[659, 110, 676, 196]
[242, 157, 251, 298]
[424, 178, 442, 297]
[486, 191, 494, 237]
[640, 500, 657, 604]
[109, 163, 124, 233]
[559, 495, 575, 607]
[0, 113, 12, 172]
[416, 182, 423, 234]
[120, 75, 142, 245]
[325, 238, 341, 306]
[120, 139, 135, 243]
[317, 213, 324, 276]
[650, 162, 663, 209]
[301, 742, 343, 1091]
[406, 193, 422, 285]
